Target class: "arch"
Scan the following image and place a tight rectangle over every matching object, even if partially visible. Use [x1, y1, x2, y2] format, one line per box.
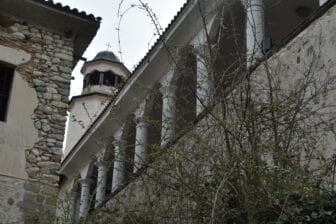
[96, 142, 114, 194]
[77, 160, 98, 209]
[212, 0, 246, 93]
[144, 87, 163, 160]
[121, 117, 136, 182]
[85, 70, 100, 87]
[67, 176, 81, 222]
[173, 45, 197, 132]
[89, 164, 98, 210]
[207, 11, 221, 45]
[103, 71, 122, 87]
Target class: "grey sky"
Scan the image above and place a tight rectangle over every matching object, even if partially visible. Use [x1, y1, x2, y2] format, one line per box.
[55, 0, 187, 97]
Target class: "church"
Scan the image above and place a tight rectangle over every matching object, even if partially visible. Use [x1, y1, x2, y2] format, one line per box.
[60, 0, 336, 222]
[1, 0, 336, 223]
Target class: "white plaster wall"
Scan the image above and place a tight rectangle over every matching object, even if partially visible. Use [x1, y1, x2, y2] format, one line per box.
[255, 4, 336, 165]
[83, 85, 118, 95]
[0, 176, 25, 223]
[0, 71, 38, 179]
[64, 95, 110, 157]
[0, 45, 37, 179]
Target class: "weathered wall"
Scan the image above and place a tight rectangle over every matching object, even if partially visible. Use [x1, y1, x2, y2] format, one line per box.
[85, 3, 336, 223]
[0, 45, 37, 180]
[0, 175, 25, 223]
[0, 15, 73, 222]
[65, 95, 110, 157]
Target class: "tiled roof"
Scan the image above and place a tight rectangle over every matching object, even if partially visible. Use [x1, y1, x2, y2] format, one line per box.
[131, 0, 191, 74]
[32, 0, 102, 22]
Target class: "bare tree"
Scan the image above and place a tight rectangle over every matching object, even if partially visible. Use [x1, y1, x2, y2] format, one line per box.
[57, 0, 336, 223]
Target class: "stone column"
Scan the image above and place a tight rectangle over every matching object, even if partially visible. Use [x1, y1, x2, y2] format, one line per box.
[78, 178, 93, 219]
[66, 191, 77, 223]
[196, 45, 213, 115]
[159, 83, 177, 147]
[94, 160, 110, 207]
[246, 0, 265, 68]
[112, 139, 126, 192]
[134, 115, 148, 173]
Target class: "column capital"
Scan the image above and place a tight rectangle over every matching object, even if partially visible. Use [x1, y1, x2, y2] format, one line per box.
[135, 102, 148, 125]
[135, 98, 146, 117]
[240, 0, 264, 8]
[113, 123, 125, 142]
[194, 44, 211, 55]
[70, 191, 78, 201]
[113, 139, 126, 147]
[135, 116, 148, 125]
[78, 178, 94, 186]
[95, 160, 110, 170]
[159, 84, 177, 96]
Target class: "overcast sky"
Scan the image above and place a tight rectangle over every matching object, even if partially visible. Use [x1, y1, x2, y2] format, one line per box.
[55, 0, 187, 97]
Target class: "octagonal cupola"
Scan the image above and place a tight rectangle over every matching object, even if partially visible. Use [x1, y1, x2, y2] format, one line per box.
[80, 51, 130, 95]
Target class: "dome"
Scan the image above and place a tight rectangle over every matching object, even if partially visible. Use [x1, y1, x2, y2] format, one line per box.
[92, 51, 121, 63]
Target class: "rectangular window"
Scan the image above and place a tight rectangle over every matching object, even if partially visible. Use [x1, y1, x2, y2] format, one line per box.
[0, 64, 14, 121]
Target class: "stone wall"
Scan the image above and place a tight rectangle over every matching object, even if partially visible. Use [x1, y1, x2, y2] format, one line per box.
[0, 175, 25, 223]
[65, 95, 110, 157]
[0, 15, 73, 223]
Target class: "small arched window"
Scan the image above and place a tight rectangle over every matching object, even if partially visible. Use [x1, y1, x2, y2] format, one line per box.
[103, 71, 116, 86]
[89, 71, 100, 86]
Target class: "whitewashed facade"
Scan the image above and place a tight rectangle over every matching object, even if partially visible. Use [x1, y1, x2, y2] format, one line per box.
[59, 0, 336, 221]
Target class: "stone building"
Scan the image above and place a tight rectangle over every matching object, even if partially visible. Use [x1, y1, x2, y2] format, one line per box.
[59, 0, 336, 222]
[0, 0, 99, 222]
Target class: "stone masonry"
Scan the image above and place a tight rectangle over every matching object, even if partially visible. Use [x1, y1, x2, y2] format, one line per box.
[0, 17, 73, 222]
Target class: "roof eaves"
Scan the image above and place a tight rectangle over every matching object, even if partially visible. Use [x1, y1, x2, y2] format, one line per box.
[130, 0, 191, 74]
[69, 92, 110, 105]
[81, 59, 131, 75]
[31, 0, 102, 23]
[61, 0, 336, 168]
[61, 0, 193, 167]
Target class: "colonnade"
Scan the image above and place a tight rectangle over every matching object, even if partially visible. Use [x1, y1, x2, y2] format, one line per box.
[245, 0, 325, 67]
[72, 0, 327, 218]
[74, 54, 208, 219]
[74, 0, 270, 219]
